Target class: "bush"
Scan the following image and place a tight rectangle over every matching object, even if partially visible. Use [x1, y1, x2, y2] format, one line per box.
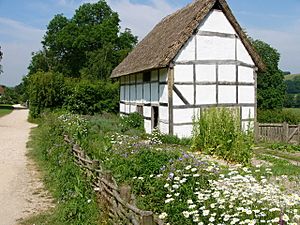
[64, 79, 119, 115]
[120, 112, 144, 132]
[28, 71, 66, 118]
[192, 107, 253, 165]
[258, 109, 300, 124]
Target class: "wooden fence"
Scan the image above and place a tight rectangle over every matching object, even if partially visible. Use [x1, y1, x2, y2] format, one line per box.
[64, 135, 164, 225]
[256, 122, 300, 144]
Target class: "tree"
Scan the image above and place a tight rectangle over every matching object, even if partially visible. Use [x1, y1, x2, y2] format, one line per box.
[252, 40, 286, 109]
[0, 46, 3, 74]
[40, 0, 137, 79]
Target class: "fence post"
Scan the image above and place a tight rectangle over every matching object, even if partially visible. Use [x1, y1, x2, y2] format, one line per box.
[141, 212, 154, 225]
[283, 122, 289, 143]
[254, 122, 259, 143]
[120, 185, 131, 203]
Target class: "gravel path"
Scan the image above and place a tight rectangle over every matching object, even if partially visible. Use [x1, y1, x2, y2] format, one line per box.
[0, 109, 53, 225]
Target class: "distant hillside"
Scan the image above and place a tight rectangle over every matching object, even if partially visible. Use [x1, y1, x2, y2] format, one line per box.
[285, 74, 300, 81]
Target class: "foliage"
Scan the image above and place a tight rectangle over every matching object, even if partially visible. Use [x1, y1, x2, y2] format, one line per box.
[258, 108, 300, 124]
[120, 112, 144, 132]
[32, 0, 137, 79]
[0, 87, 19, 104]
[252, 40, 286, 109]
[0, 104, 13, 117]
[24, 112, 101, 225]
[192, 107, 253, 165]
[28, 71, 66, 118]
[27, 111, 300, 224]
[64, 79, 119, 115]
[149, 129, 191, 146]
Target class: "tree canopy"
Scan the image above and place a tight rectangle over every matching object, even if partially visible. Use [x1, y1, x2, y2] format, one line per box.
[30, 0, 137, 80]
[253, 40, 286, 109]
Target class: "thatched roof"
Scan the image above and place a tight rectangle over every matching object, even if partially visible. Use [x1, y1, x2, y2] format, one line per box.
[111, 0, 264, 78]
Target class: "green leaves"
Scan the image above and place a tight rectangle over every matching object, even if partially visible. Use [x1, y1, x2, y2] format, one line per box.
[252, 39, 286, 110]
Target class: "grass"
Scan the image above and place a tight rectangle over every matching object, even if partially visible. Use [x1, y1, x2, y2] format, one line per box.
[284, 74, 300, 80]
[0, 104, 13, 117]
[254, 147, 300, 164]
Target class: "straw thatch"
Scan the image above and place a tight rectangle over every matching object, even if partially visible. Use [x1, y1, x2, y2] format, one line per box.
[0, 85, 5, 95]
[111, 0, 264, 78]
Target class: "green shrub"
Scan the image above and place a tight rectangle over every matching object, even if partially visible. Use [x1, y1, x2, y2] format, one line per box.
[192, 107, 253, 165]
[64, 79, 119, 115]
[120, 112, 144, 132]
[26, 111, 100, 224]
[258, 108, 300, 124]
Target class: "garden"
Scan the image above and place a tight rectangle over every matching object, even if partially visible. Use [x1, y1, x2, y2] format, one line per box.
[23, 108, 300, 225]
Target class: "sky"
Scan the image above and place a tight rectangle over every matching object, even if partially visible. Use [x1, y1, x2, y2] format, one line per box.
[0, 0, 299, 87]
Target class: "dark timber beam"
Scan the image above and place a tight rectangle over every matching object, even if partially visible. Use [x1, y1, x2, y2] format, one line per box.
[173, 85, 191, 105]
[168, 66, 174, 135]
[197, 30, 237, 39]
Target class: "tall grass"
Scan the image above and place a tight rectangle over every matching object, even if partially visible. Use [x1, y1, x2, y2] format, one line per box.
[192, 107, 253, 165]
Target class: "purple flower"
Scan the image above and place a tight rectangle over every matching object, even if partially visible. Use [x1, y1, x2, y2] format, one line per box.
[168, 172, 174, 179]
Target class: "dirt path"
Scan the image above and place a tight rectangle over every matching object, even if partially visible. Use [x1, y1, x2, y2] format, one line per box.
[0, 109, 53, 225]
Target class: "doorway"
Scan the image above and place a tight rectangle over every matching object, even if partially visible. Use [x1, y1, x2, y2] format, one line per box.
[152, 106, 159, 130]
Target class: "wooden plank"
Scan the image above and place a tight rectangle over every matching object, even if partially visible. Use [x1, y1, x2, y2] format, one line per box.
[175, 60, 255, 68]
[173, 103, 255, 109]
[173, 81, 254, 86]
[288, 127, 298, 142]
[168, 66, 174, 135]
[197, 30, 237, 39]
[173, 85, 191, 105]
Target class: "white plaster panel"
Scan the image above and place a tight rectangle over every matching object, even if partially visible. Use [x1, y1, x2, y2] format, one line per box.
[175, 36, 196, 62]
[175, 85, 194, 104]
[120, 103, 125, 113]
[125, 104, 130, 114]
[242, 121, 254, 132]
[137, 73, 143, 83]
[143, 106, 151, 118]
[151, 70, 158, 81]
[159, 85, 168, 103]
[144, 120, 152, 134]
[242, 107, 255, 120]
[198, 10, 236, 34]
[136, 84, 143, 103]
[218, 85, 236, 104]
[196, 85, 216, 105]
[120, 85, 125, 101]
[159, 106, 169, 121]
[151, 82, 159, 102]
[174, 125, 193, 138]
[174, 108, 195, 124]
[144, 83, 151, 102]
[218, 65, 236, 82]
[174, 65, 194, 82]
[238, 67, 254, 83]
[237, 39, 254, 65]
[159, 122, 169, 134]
[159, 69, 168, 82]
[197, 36, 235, 60]
[238, 86, 255, 104]
[173, 90, 185, 106]
[125, 85, 129, 101]
[130, 85, 136, 101]
[196, 65, 216, 82]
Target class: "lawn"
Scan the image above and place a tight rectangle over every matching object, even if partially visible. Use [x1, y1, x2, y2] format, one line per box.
[0, 104, 13, 117]
[23, 111, 300, 225]
[285, 74, 300, 81]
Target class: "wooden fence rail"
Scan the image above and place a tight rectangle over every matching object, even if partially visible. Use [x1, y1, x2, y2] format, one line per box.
[64, 135, 164, 225]
[256, 122, 300, 144]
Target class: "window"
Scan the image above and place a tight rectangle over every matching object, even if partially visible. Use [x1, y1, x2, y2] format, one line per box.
[143, 71, 151, 82]
[137, 105, 143, 116]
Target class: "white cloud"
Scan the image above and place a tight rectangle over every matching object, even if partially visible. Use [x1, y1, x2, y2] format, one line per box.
[107, 0, 176, 39]
[0, 18, 45, 86]
[249, 23, 300, 73]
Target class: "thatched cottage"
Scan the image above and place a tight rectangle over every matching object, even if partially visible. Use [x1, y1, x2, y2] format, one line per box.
[111, 0, 264, 138]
